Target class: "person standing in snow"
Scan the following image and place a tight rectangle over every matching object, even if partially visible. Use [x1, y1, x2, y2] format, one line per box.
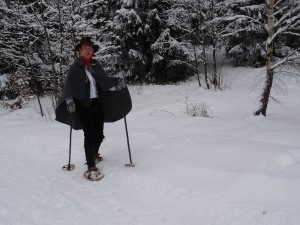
[55, 37, 131, 181]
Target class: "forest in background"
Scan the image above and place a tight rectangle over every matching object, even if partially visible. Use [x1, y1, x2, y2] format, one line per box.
[0, 0, 299, 116]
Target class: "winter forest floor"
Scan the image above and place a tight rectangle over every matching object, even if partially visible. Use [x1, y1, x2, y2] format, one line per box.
[0, 66, 300, 225]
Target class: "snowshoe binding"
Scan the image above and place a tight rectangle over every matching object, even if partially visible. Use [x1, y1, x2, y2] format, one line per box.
[94, 153, 103, 164]
[84, 166, 104, 181]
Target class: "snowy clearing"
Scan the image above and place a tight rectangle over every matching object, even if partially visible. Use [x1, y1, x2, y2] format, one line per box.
[0, 66, 300, 225]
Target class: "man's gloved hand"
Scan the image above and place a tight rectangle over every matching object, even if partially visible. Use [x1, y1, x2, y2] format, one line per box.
[116, 79, 126, 90]
[67, 102, 76, 113]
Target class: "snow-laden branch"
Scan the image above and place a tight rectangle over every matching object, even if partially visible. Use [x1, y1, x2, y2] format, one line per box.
[272, 52, 300, 70]
[222, 15, 266, 31]
[266, 26, 284, 45]
[268, 13, 300, 44]
[273, 5, 289, 17]
[221, 28, 256, 38]
[274, 0, 286, 8]
[219, 15, 266, 39]
[285, 31, 300, 37]
[274, 5, 300, 28]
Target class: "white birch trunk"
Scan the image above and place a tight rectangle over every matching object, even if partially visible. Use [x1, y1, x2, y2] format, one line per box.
[255, 0, 275, 116]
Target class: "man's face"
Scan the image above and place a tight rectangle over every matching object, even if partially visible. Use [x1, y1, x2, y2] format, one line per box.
[79, 44, 94, 59]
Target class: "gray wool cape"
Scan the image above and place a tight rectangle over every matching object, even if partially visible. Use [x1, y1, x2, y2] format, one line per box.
[55, 58, 132, 130]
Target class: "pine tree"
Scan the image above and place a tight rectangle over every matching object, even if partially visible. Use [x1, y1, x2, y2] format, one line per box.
[111, 0, 190, 83]
[220, 0, 267, 67]
[0, 0, 46, 113]
[1, 0, 78, 106]
[166, 0, 227, 88]
[75, 0, 123, 76]
[112, 0, 151, 81]
[166, 0, 205, 87]
[150, 28, 194, 83]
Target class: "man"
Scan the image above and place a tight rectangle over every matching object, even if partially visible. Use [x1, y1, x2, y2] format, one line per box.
[55, 37, 131, 181]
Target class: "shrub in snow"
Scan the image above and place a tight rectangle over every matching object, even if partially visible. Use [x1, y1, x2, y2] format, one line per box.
[183, 93, 213, 118]
[0, 75, 9, 100]
[1, 97, 24, 110]
[1, 68, 34, 109]
[127, 49, 146, 81]
[9, 68, 34, 99]
[186, 101, 213, 118]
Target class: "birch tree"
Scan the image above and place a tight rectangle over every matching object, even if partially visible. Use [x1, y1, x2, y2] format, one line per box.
[255, 0, 300, 116]
[221, 0, 300, 116]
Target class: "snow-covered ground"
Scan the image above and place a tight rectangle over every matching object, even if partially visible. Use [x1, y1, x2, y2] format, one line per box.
[0, 66, 300, 225]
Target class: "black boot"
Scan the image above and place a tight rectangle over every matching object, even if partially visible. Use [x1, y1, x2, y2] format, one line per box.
[94, 135, 104, 164]
[94, 152, 103, 164]
[84, 143, 96, 168]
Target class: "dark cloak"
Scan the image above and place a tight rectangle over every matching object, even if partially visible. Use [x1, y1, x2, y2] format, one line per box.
[55, 58, 132, 130]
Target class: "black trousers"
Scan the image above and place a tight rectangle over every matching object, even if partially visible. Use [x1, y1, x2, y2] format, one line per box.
[77, 99, 105, 168]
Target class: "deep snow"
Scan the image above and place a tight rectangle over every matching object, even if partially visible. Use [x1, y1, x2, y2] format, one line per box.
[0, 66, 300, 225]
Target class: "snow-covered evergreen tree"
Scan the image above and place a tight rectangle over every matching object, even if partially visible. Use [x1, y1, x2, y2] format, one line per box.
[112, 0, 158, 82]
[166, 0, 226, 88]
[221, 0, 267, 67]
[111, 0, 190, 83]
[150, 28, 194, 83]
[75, 0, 123, 76]
[166, 0, 204, 86]
[0, 1, 44, 95]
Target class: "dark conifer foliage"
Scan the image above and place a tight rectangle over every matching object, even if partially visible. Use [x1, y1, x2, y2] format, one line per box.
[150, 28, 194, 83]
[221, 0, 300, 67]
[220, 0, 268, 67]
[111, 0, 181, 83]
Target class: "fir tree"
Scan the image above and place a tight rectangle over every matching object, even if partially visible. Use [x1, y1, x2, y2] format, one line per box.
[221, 0, 268, 67]
[150, 28, 194, 83]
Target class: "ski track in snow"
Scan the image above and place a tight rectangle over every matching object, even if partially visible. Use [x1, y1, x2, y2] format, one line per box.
[1, 68, 300, 225]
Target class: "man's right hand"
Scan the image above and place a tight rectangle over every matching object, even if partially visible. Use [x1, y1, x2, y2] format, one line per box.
[116, 79, 126, 90]
[67, 102, 76, 113]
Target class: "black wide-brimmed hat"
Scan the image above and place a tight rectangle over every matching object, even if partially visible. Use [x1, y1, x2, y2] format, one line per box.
[75, 37, 99, 53]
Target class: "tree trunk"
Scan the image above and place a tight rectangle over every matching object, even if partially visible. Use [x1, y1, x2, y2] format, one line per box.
[255, 0, 275, 116]
[71, 1, 78, 59]
[31, 7, 59, 105]
[17, 8, 44, 117]
[58, 0, 64, 80]
[203, 46, 210, 89]
[24, 45, 44, 117]
[43, 25, 59, 105]
[212, 43, 218, 90]
[193, 44, 201, 87]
